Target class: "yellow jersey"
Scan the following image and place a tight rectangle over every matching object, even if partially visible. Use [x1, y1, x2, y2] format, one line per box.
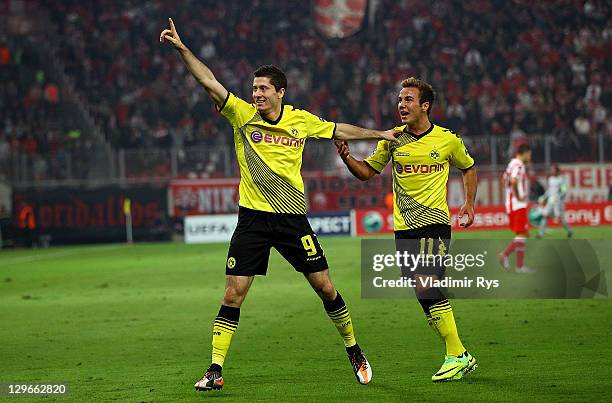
[219, 93, 335, 214]
[365, 124, 474, 230]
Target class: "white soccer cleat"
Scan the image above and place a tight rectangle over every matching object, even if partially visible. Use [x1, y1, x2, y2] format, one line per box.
[497, 253, 510, 271]
[348, 347, 372, 385]
[515, 266, 535, 274]
[194, 366, 224, 391]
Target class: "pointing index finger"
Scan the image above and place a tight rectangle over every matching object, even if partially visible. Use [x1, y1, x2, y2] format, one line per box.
[169, 17, 176, 34]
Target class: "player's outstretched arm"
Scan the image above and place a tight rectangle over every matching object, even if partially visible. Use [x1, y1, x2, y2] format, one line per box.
[159, 18, 228, 107]
[335, 141, 377, 181]
[334, 123, 399, 143]
[458, 166, 478, 227]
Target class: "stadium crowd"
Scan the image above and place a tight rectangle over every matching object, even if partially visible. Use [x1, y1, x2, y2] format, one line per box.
[3, 0, 611, 178]
[0, 34, 94, 181]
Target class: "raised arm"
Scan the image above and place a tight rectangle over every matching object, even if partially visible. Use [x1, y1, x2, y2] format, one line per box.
[160, 18, 228, 107]
[334, 123, 399, 143]
[335, 141, 377, 181]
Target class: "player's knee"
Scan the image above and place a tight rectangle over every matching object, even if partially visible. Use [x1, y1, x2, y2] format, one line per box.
[413, 275, 444, 299]
[414, 283, 430, 297]
[412, 275, 429, 295]
[313, 280, 336, 301]
[322, 283, 337, 300]
[415, 284, 445, 303]
[223, 285, 246, 307]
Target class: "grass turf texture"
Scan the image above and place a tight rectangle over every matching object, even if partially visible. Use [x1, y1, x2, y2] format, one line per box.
[1, 226, 611, 402]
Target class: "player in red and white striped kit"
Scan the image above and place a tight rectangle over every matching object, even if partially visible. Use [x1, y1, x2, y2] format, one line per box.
[498, 144, 534, 273]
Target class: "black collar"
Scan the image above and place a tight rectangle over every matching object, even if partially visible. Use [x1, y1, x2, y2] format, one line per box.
[261, 105, 284, 125]
[404, 123, 434, 138]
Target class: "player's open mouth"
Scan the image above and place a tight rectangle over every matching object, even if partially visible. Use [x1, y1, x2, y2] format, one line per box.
[400, 111, 409, 117]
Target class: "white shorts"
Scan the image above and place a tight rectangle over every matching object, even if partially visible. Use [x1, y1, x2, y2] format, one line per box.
[543, 201, 564, 218]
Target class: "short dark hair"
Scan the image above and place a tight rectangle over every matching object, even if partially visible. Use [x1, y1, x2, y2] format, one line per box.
[517, 143, 531, 155]
[401, 77, 435, 114]
[253, 65, 287, 92]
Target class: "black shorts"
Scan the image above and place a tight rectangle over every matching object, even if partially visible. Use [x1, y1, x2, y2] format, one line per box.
[225, 207, 328, 276]
[394, 224, 451, 279]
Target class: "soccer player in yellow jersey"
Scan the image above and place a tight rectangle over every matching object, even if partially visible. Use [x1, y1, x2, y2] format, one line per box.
[336, 77, 479, 382]
[160, 18, 398, 391]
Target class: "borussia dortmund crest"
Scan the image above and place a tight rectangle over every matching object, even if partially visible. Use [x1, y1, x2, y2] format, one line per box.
[430, 149, 440, 160]
[291, 127, 299, 136]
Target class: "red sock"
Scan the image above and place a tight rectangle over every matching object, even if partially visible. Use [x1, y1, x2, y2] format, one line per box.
[502, 240, 517, 257]
[515, 238, 526, 267]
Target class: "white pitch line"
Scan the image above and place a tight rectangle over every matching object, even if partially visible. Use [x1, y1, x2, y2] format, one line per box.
[0, 245, 124, 267]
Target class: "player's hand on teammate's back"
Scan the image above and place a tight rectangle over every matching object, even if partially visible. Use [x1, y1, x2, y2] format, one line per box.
[458, 202, 475, 228]
[159, 18, 184, 50]
[381, 128, 401, 143]
[335, 140, 350, 160]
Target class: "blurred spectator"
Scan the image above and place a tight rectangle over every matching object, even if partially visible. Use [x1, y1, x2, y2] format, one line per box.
[574, 114, 591, 136]
[0, 44, 10, 65]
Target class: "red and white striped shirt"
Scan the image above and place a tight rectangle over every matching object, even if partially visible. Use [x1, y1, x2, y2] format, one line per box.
[504, 158, 528, 213]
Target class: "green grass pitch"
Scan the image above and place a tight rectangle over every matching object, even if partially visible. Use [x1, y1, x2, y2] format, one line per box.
[1, 226, 611, 402]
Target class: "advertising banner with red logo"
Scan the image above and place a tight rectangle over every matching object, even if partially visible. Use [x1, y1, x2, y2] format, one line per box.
[305, 175, 392, 212]
[559, 164, 612, 203]
[353, 202, 612, 235]
[169, 179, 240, 217]
[449, 203, 612, 230]
[446, 163, 612, 207]
[12, 186, 169, 244]
[170, 176, 390, 216]
[169, 165, 611, 217]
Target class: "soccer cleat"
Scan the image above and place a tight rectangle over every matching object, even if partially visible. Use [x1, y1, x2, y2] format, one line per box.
[497, 253, 510, 271]
[432, 351, 477, 382]
[515, 266, 535, 274]
[348, 347, 372, 385]
[194, 366, 224, 392]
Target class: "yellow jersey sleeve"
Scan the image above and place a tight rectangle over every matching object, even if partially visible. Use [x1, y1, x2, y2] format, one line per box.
[301, 110, 336, 139]
[218, 92, 256, 128]
[364, 140, 391, 173]
[449, 134, 475, 169]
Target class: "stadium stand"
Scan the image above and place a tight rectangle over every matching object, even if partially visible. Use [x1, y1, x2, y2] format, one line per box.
[2, 0, 611, 181]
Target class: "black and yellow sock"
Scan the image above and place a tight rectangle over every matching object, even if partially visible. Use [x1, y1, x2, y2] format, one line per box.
[416, 285, 446, 314]
[211, 305, 240, 367]
[425, 311, 441, 338]
[428, 299, 465, 357]
[323, 292, 357, 348]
